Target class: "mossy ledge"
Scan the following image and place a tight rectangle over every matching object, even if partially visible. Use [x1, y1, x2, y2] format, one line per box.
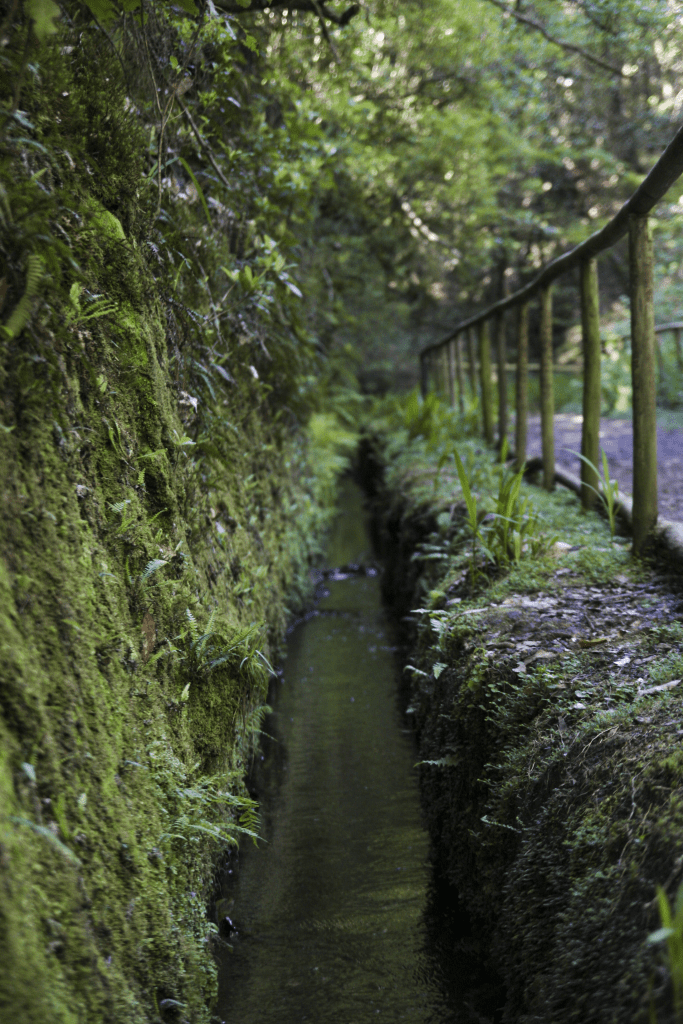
[360, 428, 683, 1024]
[0, 32, 341, 1024]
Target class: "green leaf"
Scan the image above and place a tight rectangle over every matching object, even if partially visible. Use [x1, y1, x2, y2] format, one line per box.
[174, 0, 199, 13]
[10, 816, 81, 866]
[81, 0, 118, 23]
[26, 0, 61, 40]
[284, 279, 303, 298]
[177, 157, 212, 227]
[140, 558, 168, 581]
[453, 449, 477, 531]
[415, 755, 459, 767]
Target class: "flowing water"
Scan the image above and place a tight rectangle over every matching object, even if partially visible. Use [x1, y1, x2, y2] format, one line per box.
[214, 479, 491, 1024]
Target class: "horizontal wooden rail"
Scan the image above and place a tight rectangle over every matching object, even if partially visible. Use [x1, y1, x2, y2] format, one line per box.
[421, 121, 683, 360]
[421, 119, 683, 555]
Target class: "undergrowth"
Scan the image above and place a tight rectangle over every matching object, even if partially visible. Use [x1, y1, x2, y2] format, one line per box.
[365, 389, 683, 1024]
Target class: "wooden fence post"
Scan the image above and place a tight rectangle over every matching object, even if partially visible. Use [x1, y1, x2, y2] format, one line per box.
[515, 301, 529, 470]
[466, 327, 477, 397]
[580, 258, 601, 510]
[629, 214, 658, 553]
[496, 310, 508, 450]
[447, 340, 456, 407]
[539, 285, 555, 490]
[478, 319, 494, 445]
[455, 332, 465, 415]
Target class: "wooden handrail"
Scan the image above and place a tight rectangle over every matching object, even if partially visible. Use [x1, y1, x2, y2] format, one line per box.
[421, 119, 683, 554]
[420, 121, 683, 361]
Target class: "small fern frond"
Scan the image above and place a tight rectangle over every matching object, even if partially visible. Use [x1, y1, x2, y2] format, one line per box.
[141, 558, 168, 581]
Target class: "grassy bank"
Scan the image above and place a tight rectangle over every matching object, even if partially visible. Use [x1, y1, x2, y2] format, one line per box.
[363, 393, 683, 1024]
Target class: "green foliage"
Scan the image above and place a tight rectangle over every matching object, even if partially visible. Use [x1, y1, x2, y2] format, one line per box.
[482, 456, 553, 567]
[648, 882, 683, 1021]
[570, 448, 621, 538]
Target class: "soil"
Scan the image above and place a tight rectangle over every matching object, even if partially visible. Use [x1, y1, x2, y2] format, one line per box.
[523, 413, 683, 523]
[362, 428, 683, 1024]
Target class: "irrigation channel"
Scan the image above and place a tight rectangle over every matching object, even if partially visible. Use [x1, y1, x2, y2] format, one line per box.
[213, 478, 496, 1024]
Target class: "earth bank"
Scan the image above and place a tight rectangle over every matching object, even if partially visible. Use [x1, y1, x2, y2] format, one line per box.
[359, 401, 683, 1024]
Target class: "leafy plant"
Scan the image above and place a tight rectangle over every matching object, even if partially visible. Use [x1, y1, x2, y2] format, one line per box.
[454, 447, 552, 572]
[173, 608, 273, 707]
[567, 448, 621, 538]
[647, 881, 683, 1021]
[453, 447, 487, 575]
[484, 458, 553, 566]
[147, 741, 261, 852]
[160, 773, 260, 848]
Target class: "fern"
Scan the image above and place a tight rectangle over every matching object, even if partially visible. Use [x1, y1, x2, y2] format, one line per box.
[140, 558, 168, 581]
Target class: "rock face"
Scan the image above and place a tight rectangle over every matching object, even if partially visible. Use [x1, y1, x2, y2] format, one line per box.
[0, 40, 330, 1024]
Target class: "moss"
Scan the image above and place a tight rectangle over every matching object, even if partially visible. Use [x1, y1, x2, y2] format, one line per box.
[362, 421, 683, 1024]
[0, 22, 343, 1024]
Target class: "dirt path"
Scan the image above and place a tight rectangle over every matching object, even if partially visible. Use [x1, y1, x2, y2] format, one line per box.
[523, 414, 683, 523]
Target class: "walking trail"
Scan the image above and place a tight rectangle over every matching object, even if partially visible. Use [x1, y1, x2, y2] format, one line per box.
[524, 414, 683, 524]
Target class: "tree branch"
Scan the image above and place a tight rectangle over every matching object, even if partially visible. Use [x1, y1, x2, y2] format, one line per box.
[483, 0, 628, 78]
[212, 0, 360, 26]
[310, 0, 340, 60]
[178, 98, 232, 192]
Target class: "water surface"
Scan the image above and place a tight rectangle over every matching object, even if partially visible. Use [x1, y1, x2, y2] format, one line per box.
[215, 479, 486, 1023]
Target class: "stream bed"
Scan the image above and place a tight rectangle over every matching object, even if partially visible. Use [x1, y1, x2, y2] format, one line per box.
[214, 479, 491, 1023]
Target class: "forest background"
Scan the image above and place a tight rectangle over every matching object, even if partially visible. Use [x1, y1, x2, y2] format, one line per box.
[9, 0, 683, 408]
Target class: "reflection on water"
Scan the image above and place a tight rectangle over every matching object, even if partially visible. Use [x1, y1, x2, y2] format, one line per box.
[215, 479, 491, 1024]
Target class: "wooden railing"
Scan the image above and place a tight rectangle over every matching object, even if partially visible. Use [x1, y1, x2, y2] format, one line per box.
[420, 122, 683, 553]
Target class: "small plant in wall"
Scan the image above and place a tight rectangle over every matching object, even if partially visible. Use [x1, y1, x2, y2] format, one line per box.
[172, 608, 274, 709]
[647, 881, 683, 1021]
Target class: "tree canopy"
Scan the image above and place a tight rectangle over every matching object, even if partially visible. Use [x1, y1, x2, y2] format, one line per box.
[5, 0, 683, 387]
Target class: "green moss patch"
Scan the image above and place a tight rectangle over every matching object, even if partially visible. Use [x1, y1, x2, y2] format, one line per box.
[363, 400, 683, 1024]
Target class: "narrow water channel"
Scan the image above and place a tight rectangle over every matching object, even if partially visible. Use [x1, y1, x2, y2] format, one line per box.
[214, 479, 489, 1023]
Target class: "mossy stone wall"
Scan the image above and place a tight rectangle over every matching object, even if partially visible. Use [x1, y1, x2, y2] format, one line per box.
[0, 36, 331, 1024]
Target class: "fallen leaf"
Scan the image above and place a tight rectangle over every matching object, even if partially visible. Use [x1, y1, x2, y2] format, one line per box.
[638, 679, 681, 697]
[526, 650, 557, 664]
